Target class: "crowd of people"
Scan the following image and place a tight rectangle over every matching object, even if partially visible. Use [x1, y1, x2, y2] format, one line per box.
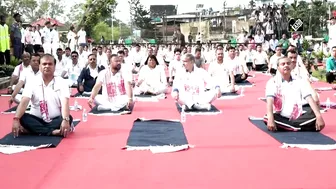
[6, 30, 336, 136]
[0, 8, 335, 137]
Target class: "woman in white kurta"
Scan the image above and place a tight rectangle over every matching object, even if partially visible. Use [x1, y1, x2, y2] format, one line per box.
[134, 55, 167, 95]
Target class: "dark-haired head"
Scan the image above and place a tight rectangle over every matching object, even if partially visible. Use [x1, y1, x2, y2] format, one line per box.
[145, 55, 159, 68]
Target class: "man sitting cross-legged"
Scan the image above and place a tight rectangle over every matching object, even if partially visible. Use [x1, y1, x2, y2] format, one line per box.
[172, 53, 221, 111]
[134, 55, 168, 95]
[12, 54, 73, 138]
[208, 48, 237, 93]
[77, 54, 105, 95]
[9, 53, 41, 106]
[264, 57, 325, 132]
[225, 46, 248, 83]
[88, 54, 133, 111]
[7, 52, 31, 94]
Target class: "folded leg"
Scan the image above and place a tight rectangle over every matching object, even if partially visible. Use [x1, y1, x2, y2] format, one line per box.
[95, 95, 128, 111]
[20, 113, 73, 136]
[234, 74, 248, 83]
[263, 106, 317, 131]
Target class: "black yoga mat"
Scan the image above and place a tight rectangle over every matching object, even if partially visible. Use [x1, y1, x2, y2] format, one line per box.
[89, 104, 134, 115]
[221, 92, 239, 96]
[126, 119, 188, 147]
[134, 94, 156, 98]
[175, 102, 220, 113]
[2, 106, 30, 113]
[71, 92, 91, 98]
[237, 80, 253, 86]
[248, 118, 336, 145]
[0, 120, 80, 147]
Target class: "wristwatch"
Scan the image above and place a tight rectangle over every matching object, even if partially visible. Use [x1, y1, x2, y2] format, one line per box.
[63, 117, 70, 122]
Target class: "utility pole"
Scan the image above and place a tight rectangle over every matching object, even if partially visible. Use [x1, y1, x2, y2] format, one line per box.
[223, 1, 227, 39]
[109, 5, 115, 44]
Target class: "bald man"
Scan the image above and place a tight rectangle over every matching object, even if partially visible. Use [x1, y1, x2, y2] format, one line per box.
[172, 54, 221, 111]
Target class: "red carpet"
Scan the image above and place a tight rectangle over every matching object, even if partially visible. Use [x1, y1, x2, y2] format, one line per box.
[1, 73, 336, 189]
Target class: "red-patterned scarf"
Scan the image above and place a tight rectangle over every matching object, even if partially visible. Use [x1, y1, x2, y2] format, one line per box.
[105, 70, 126, 102]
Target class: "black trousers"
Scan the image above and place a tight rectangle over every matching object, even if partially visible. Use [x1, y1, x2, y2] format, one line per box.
[255, 64, 268, 72]
[326, 72, 336, 84]
[263, 105, 317, 131]
[33, 44, 42, 53]
[25, 44, 34, 55]
[234, 74, 247, 83]
[0, 50, 10, 65]
[20, 113, 73, 136]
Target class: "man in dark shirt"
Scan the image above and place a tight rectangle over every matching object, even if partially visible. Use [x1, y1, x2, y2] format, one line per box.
[10, 13, 22, 59]
[177, 29, 185, 49]
[77, 54, 105, 96]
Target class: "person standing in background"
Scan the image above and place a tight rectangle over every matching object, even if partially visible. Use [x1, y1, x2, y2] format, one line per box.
[0, 15, 10, 64]
[10, 13, 22, 60]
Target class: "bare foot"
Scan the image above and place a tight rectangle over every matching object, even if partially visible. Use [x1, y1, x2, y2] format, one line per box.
[51, 129, 62, 136]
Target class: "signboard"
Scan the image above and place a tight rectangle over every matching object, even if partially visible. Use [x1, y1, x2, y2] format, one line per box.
[288, 18, 303, 32]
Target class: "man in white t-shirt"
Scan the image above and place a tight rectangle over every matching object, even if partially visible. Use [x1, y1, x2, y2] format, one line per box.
[41, 21, 52, 54]
[208, 49, 237, 93]
[264, 57, 325, 132]
[77, 27, 87, 47]
[268, 45, 284, 75]
[226, 46, 248, 83]
[8, 52, 31, 94]
[88, 55, 133, 112]
[172, 54, 221, 111]
[9, 53, 41, 105]
[253, 44, 269, 71]
[12, 54, 73, 137]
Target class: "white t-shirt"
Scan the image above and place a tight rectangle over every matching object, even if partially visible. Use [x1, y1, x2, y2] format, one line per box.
[269, 54, 284, 69]
[208, 61, 231, 88]
[254, 51, 268, 65]
[265, 76, 311, 118]
[173, 66, 215, 94]
[225, 57, 243, 75]
[138, 65, 167, 86]
[12, 63, 31, 77]
[77, 30, 86, 44]
[22, 76, 70, 119]
[41, 27, 52, 43]
[19, 68, 41, 83]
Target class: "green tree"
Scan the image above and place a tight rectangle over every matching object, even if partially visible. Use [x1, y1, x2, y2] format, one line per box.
[129, 0, 153, 30]
[92, 21, 120, 41]
[288, 0, 334, 37]
[76, 0, 117, 36]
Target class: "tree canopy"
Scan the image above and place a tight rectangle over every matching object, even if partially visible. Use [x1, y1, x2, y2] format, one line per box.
[129, 0, 153, 30]
[287, 0, 335, 37]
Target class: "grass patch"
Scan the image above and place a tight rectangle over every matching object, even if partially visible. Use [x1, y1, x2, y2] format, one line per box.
[312, 69, 326, 82]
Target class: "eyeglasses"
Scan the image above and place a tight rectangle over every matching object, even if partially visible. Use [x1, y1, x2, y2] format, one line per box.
[89, 58, 96, 61]
[72, 55, 78, 58]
